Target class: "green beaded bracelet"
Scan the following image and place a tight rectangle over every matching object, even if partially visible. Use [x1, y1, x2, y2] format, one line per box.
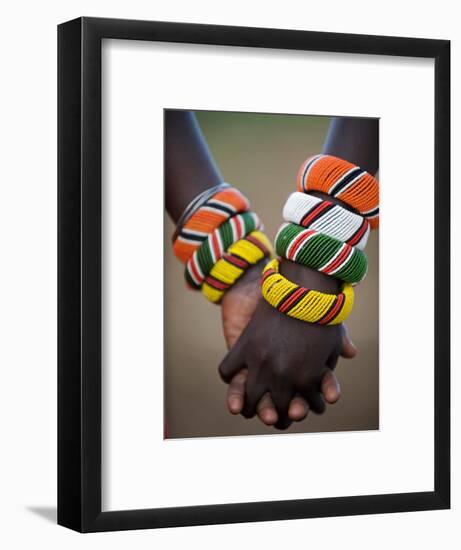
[275, 223, 368, 284]
[185, 211, 261, 289]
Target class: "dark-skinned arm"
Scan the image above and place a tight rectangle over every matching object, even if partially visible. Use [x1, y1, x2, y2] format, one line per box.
[165, 110, 222, 222]
[323, 117, 379, 175]
[219, 117, 379, 428]
[281, 116, 379, 286]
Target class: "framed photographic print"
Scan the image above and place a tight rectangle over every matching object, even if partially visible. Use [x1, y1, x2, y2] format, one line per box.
[58, 17, 450, 532]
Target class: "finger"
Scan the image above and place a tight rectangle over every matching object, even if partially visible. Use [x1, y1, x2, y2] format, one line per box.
[288, 395, 309, 421]
[321, 369, 341, 404]
[326, 353, 339, 370]
[241, 367, 266, 418]
[256, 393, 278, 426]
[274, 416, 293, 431]
[272, 388, 293, 429]
[304, 388, 326, 415]
[340, 324, 357, 359]
[226, 369, 248, 414]
[218, 342, 246, 383]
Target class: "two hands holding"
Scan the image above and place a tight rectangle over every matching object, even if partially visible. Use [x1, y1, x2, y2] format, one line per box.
[166, 111, 378, 431]
[220, 260, 356, 430]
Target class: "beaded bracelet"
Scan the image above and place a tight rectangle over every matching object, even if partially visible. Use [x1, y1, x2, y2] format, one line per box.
[296, 154, 379, 229]
[173, 185, 251, 263]
[275, 223, 367, 284]
[172, 182, 230, 243]
[260, 259, 354, 325]
[201, 230, 272, 303]
[283, 191, 370, 250]
[185, 211, 262, 289]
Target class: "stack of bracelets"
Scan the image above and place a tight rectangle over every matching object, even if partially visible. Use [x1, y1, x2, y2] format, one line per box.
[260, 154, 379, 325]
[172, 183, 272, 304]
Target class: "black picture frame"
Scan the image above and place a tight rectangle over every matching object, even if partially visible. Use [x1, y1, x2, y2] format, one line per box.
[58, 16, 450, 532]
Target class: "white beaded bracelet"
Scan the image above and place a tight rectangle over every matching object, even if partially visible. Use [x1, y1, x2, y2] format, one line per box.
[282, 192, 370, 250]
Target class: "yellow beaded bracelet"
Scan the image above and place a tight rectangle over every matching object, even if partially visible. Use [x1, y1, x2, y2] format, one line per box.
[260, 258, 354, 325]
[202, 231, 273, 303]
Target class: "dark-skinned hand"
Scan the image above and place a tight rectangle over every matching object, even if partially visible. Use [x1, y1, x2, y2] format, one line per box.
[220, 259, 356, 429]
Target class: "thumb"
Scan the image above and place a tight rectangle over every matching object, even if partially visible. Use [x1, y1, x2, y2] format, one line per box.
[218, 339, 246, 383]
[340, 324, 357, 359]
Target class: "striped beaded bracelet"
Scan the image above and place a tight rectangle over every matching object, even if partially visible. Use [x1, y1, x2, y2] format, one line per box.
[275, 223, 367, 284]
[185, 211, 262, 289]
[283, 191, 370, 250]
[296, 154, 379, 229]
[260, 258, 354, 325]
[202, 230, 273, 303]
[173, 184, 251, 263]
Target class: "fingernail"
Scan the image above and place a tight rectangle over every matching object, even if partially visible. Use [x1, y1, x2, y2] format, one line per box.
[229, 397, 241, 414]
[262, 410, 278, 425]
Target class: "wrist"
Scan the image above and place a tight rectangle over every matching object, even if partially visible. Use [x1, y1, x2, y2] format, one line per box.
[226, 259, 268, 292]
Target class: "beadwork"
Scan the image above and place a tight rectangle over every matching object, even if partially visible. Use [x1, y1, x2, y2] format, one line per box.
[185, 211, 261, 289]
[282, 191, 370, 250]
[296, 154, 379, 229]
[173, 185, 251, 263]
[201, 231, 272, 303]
[275, 223, 367, 284]
[260, 258, 354, 325]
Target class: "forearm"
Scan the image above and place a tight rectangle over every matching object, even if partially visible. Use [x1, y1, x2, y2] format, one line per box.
[280, 117, 378, 291]
[165, 110, 222, 223]
[322, 117, 379, 175]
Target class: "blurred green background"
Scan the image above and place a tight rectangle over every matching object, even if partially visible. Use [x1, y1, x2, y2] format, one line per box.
[164, 110, 379, 438]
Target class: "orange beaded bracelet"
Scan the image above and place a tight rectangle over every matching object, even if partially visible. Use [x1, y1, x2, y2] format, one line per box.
[296, 154, 379, 229]
[173, 185, 250, 263]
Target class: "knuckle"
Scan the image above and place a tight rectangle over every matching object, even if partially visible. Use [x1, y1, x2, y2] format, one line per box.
[218, 361, 232, 381]
[233, 371, 247, 384]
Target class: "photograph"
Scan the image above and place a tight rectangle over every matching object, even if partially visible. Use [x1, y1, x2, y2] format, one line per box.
[54, 16, 450, 534]
[164, 109, 379, 438]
